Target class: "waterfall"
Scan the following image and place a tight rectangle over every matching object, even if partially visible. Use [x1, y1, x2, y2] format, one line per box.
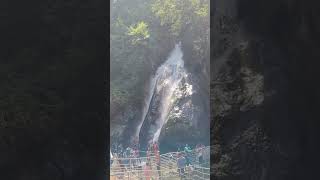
[134, 67, 158, 138]
[136, 42, 189, 145]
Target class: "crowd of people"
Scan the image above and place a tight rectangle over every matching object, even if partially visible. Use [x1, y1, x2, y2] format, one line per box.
[110, 141, 207, 179]
[110, 140, 161, 180]
[176, 143, 206, 178]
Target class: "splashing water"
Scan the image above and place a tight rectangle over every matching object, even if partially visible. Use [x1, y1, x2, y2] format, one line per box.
[136, 42, 190, 145]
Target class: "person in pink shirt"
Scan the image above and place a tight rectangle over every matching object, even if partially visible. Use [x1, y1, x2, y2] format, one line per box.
[144, 162, 151, 180]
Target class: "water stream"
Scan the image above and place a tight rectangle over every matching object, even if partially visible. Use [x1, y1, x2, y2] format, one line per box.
[136, 42, 189, 146]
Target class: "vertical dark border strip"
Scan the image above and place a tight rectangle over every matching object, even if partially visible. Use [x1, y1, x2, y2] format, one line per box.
[106, 0, 111, 179]
[1, 0, 110, 179]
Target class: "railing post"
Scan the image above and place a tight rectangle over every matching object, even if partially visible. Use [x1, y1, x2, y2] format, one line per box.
[129, 159, 131, 180]
[202, 167, 204, 179]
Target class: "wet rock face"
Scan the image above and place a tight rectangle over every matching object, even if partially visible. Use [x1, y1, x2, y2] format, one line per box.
[154, 43, 210, 152]
[212, 0, 320, 179]
[158, 73, 210, 152]
[111, 105, 141, 146]
[110, 37, 176, 148]
[136, 43, 210, 151]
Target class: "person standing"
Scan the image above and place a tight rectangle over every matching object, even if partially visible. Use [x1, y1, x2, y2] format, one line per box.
[146, 146, 152, 172]
[199, 144, 205, 165]
[195, 144, 204, 165]
[177, 153, 187, 179]
[144, 162, 151, 180]
[153, 142, 161, 179]
[184, 144, 192, 166]
[110, 151, 113, 166]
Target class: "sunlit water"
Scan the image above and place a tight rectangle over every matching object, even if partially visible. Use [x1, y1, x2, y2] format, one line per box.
[136, 42, 191, 144]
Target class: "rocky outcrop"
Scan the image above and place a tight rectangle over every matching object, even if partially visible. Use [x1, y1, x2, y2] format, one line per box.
[112, 25, 210, 150]
[110, 36, 176, 147]
[156, 25, 210, 152]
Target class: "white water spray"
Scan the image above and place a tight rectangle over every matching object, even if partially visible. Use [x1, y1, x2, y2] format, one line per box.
[135, 42, 188, 143]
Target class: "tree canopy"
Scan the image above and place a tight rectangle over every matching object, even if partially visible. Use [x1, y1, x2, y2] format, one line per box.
[127, 21, 150, 45]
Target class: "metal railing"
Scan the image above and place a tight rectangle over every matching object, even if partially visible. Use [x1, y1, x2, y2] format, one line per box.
[110, 146, 210, 180]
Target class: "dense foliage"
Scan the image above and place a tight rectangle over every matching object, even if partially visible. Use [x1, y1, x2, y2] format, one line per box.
[152, 0, 209, 36]
[127, 21, 150, 45]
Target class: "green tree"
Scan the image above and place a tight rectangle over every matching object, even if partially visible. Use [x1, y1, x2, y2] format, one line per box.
[127, 21, 150, 45]
[151, 0, 183, 36]
[151, 0, 209, 36]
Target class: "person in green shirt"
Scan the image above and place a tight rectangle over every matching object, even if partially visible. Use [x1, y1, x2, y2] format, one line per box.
[184, 144, 192, 152]
[184, 144, 192, 165]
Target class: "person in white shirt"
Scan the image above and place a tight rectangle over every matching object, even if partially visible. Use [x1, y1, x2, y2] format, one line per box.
[110, 151, 113, 166]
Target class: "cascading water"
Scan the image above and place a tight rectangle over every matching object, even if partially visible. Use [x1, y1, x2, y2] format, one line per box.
[134, 68, 158, 139]
[137, 42, 191, 147]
